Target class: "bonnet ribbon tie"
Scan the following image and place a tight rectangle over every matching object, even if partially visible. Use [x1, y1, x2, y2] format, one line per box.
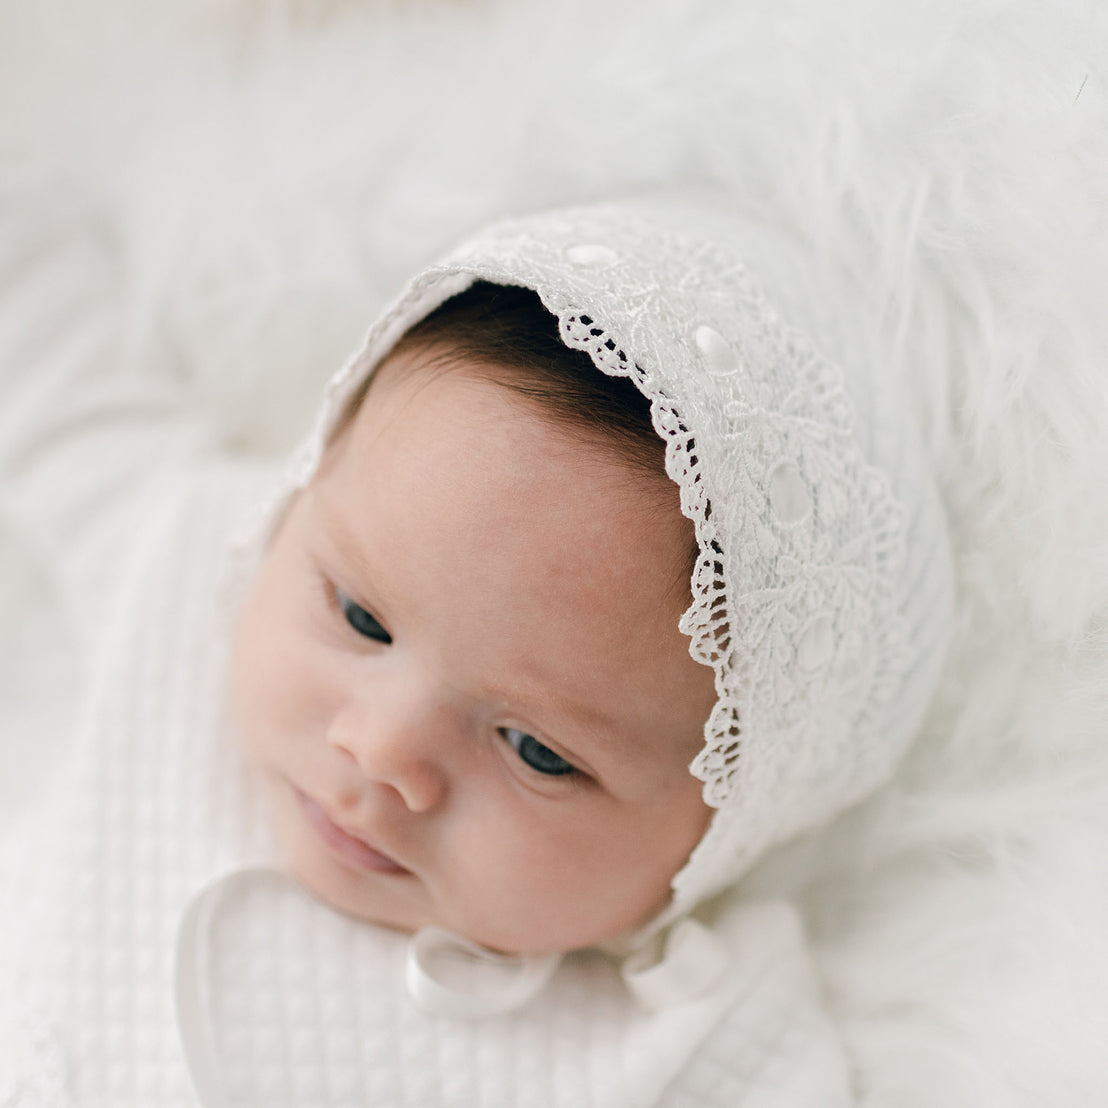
[406, 919, 731, 1017]
[620, 918, 731, 1011]
[405, 927, 562, 1018]
[175, 867, 271, 1108]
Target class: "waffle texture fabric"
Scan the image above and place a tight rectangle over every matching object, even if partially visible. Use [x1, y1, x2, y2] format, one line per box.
[0, 198, 855, 1104]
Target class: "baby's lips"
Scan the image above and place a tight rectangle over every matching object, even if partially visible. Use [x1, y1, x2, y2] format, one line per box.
[297, 788, 411, 875]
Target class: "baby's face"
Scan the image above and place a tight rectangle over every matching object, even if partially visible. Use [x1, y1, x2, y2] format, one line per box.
[230, 350, 716, 955]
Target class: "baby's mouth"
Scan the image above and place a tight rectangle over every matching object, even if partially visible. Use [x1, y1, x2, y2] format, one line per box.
[296, 789, 411, 876]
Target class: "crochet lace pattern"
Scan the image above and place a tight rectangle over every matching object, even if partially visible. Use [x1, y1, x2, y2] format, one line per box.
[270, 200, 946, 922]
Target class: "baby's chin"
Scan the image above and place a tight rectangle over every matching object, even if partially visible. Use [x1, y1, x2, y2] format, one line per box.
[259, 774, 675, 957]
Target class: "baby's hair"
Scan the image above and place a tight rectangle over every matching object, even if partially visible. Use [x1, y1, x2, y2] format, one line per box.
[388, 281, 666, 480]
[354, 280, 698, 590]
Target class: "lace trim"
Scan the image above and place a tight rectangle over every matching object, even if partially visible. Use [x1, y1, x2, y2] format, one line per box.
[548, 269, 909, 909]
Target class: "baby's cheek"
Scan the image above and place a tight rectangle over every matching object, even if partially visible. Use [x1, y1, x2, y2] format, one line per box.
[446, 797, 651, 953]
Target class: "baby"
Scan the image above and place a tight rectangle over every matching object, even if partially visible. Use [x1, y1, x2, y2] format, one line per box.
[0, 197, 952, 1107]
[231, 282, 718, 958]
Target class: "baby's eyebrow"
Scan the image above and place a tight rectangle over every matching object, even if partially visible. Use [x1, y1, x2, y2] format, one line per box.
[505, 678, 641, 772]
[309, 492, 401, 603]
[312, 491, 377, 573]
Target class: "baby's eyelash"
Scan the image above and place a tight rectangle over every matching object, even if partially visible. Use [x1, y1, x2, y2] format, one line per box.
[332, 583, 392, 645]
[499, 727, 577, 777]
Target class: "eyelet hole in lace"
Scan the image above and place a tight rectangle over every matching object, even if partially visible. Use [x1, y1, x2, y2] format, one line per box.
[768, 461, 812, 525]
[694, 324, 740, 376]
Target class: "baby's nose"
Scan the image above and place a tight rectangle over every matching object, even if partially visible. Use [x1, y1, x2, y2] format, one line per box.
[326, 696, 449, 813]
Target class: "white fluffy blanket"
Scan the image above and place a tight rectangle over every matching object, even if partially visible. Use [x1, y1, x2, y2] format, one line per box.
[2, 1, 1107, 1103]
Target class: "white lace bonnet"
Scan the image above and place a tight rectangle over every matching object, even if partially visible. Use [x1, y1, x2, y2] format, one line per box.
[268, 196, 953, 927]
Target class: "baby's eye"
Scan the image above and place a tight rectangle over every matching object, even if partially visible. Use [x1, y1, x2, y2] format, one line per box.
[499, 728, 575, 777]
[334, 586, 392, 645]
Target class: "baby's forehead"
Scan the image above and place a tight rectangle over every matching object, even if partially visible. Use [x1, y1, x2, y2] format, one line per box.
[336, 341, 697, 592]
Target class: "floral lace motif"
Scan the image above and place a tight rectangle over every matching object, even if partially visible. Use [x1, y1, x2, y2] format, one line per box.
[264, 199, 948, 920]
